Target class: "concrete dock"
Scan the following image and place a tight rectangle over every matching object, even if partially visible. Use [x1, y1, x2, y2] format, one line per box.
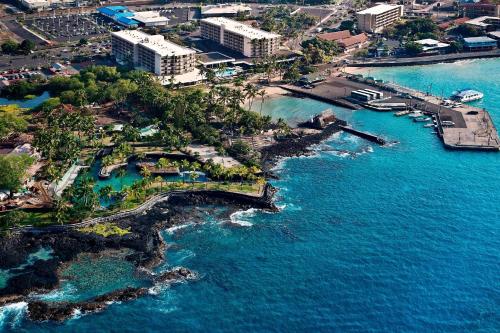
[283, 76, 499, 151]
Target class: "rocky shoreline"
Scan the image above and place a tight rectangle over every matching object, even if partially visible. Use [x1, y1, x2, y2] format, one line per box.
[0, 187, 276, 322]
[0, 117, 340, 322]
[260, 119, 346, 172]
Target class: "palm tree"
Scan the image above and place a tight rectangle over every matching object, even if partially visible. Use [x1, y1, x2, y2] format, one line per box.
[98, 185, 113, 202]
[156, 157, 170, 170]
[116, 167, 127, 190]
[53, 198, 67, 225]
[244, 83, 258, 111]
[154, 175, 164, 193]
[180, 159, 191, 183]
[258, 90, 267, 116]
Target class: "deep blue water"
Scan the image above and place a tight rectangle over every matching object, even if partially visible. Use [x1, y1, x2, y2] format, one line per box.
[1, 59, 499, 332]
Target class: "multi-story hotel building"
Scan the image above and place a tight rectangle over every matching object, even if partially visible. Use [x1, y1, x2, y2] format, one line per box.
[356, 4, 404, 33]
[111, 30, 196, 76]
[200, 17, 280, 57]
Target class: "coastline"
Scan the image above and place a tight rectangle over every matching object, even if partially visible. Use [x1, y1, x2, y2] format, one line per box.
[0, 106, 345, 322]
[0, 188, 277, 321]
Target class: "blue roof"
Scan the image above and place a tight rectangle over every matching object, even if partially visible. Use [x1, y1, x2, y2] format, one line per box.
[97, 6, 130, 17]
[116, 16, 139, 26]
[463, 36, 496, 43]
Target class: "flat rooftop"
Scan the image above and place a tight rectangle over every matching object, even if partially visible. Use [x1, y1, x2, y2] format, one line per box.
[201, 17, 280, 40]
[357, 4, 402, 15]
[140, 39, 196, 57]
[133, 11, 170, 24]
[201, 4, 251, 15]
[197, 52, 235, 65]
[111, 30, 151, 43]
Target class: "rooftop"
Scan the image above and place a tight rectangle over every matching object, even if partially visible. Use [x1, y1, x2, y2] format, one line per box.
[201, 17, 280, 40]
[488, 31, 500, 38]
[357, 4, 402, 15]
[465, 16, 500, 27]
[317, 30, 351, 41]
[415, 38, 450, 49]
[201, 4, 251, 15]
[140, 39, 196, 57]
[463, 36, 497, 43]
[338, 33, 368, 47]
[111, 30, 151, 44]
[132, 11, 170, 24]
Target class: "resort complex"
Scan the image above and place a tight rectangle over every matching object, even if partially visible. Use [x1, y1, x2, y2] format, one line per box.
[356, 4, 404, 33]
[200, 17, 281, 57]
[111, 30, 196, 76]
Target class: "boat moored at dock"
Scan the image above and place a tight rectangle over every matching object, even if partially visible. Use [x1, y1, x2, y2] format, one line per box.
[450, 89, 483, 103]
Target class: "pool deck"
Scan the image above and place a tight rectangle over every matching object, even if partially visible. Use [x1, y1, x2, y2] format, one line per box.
[283, 76, 499, 151]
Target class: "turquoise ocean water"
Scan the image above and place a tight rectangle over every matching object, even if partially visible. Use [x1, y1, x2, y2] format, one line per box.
[1, 59, 499, 332]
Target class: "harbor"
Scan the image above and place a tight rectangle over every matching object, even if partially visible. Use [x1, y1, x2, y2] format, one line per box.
[281, 75, 500, 151]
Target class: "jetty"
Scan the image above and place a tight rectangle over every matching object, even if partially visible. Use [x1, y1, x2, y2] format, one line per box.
[339, 125, 386, 145]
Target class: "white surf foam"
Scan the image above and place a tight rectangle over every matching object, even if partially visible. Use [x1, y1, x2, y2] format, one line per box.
[228, 208, 260, 227]
[166, 222, 195, 235]
[0, 302, 27, 330]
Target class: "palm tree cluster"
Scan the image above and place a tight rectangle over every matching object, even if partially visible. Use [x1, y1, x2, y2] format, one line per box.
[34, 105, 95, 181]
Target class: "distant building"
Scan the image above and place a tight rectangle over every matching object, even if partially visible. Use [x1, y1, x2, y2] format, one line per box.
[460, 2, 500, 18]
[97, 6, 139, 28]
[465, 16, 500, 30]
[111, 30, 196, 76]
[98, 6, 169, 28]
[200, 17, 280, 57]
[201, 4, 251, 18]
[338, 33, 369, 51]
[356, 4, 404, 33]
[20, 0, 76, 10]
[463, 36, 497, 50]
[317, 30, 351, 42]
[414, 38, 450, 54]
[438, 17, 470, 30]
[132, 11, 169, 27]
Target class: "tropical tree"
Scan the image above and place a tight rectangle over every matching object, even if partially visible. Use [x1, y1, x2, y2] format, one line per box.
[0, 154, 35, 197]
[98, 185, 113, 202]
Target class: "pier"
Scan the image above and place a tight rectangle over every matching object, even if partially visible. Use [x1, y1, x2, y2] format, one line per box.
[287, 75, 499, 151]
[339, 125, 386, 145]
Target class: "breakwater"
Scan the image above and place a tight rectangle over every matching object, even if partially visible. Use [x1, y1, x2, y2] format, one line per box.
[349, 49, 500, 67]
[339, 125, 386, 145]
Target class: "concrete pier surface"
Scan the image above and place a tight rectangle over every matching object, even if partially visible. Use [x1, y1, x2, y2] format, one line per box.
[281, 75, 499, 151]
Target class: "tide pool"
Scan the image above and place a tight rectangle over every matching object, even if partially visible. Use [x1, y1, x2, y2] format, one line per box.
[1, 60, 499, 332]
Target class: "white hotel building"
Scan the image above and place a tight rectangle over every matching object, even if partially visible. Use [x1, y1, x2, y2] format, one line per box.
[200, 17, 280, 58]
[356, 4, 404, 33]
[111, 30, 196, 76]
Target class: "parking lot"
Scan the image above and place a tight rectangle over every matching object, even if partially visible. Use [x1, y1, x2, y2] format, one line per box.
[25, 13, 115, 42]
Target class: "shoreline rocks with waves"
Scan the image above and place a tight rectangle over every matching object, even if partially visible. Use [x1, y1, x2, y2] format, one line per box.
[0, 187, 277, 322]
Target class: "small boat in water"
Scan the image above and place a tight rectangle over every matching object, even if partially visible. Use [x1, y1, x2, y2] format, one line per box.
[414, 117, 431, 122]
[395, 110, 410, 116]
[424, 123, 435, 128]
[450, 89, 483, 103]
[408, 111, 423, 118]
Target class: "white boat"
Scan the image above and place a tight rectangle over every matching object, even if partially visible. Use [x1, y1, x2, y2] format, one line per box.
[408, 111, 423, 118]
[450, 89, 483, 103]
[424, 124, 434, 128]
[414, 117, 431, 122]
